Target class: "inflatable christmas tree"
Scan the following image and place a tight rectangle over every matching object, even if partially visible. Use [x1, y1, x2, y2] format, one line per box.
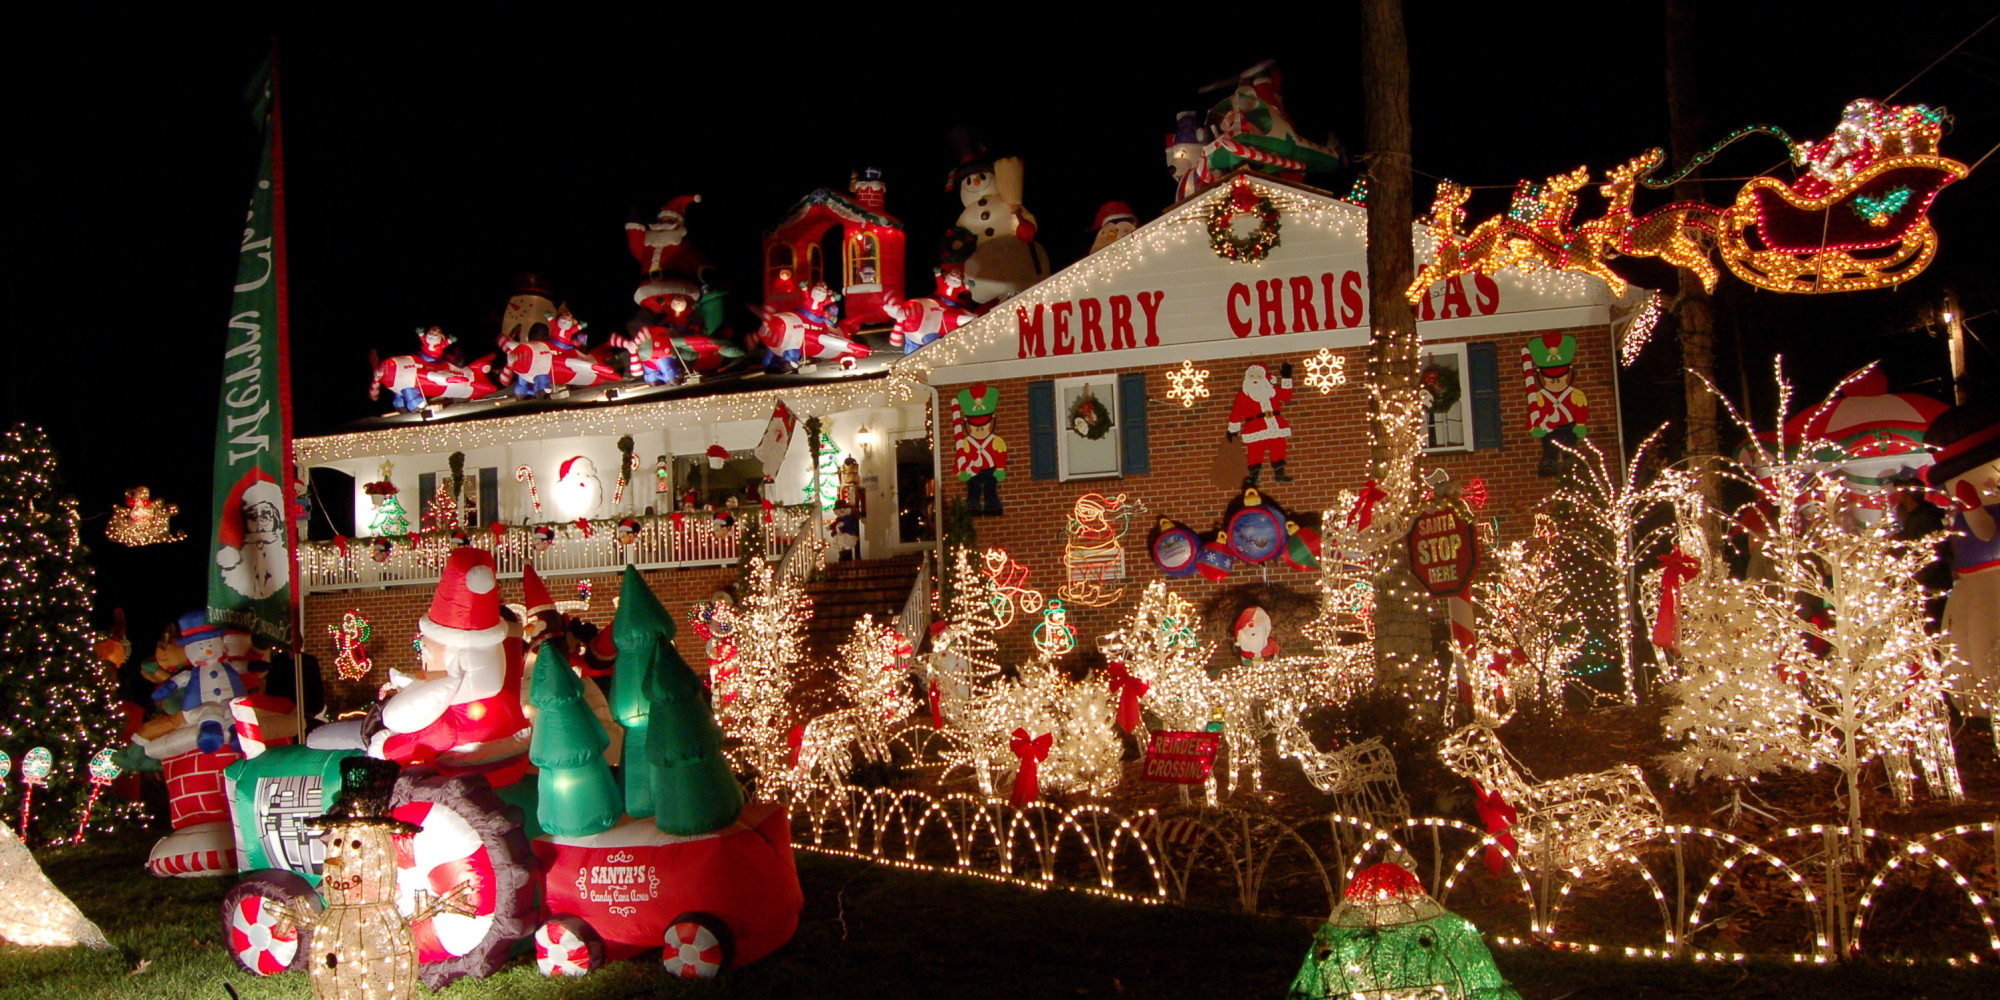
[610, 567, 661, 819]
[527, 641, 621, 837]
[1288, 863, 1522, 1000]
[625, 570, 743, 836]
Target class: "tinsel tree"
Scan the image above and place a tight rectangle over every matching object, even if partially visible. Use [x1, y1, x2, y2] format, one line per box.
[721, 556, 810, 786]
[1659, 367, 1964, 834]
[1098, 582, 1219, 734]
[0, 425, 138, 842]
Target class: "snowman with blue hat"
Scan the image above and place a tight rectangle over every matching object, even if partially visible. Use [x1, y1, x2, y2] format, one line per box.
[140, 611, 252, 757]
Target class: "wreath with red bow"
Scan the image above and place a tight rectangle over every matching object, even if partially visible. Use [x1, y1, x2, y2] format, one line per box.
[1208, 181, 1281, 263]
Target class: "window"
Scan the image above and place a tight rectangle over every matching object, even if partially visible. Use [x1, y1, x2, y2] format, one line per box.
[805, 244, 824, 288]
[1054, 375, 1122, 481]
[417, 467, 499, 528]
[1422, 343, 1472, 453]
[672, 450, 763, 511]
[845, 231, 880, 289]
[766, 245, 795, 292]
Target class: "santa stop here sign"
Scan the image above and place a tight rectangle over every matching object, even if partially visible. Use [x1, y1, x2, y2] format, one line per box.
[1405, 499, 1479, 597]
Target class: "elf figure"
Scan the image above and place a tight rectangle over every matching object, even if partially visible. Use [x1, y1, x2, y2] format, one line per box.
[953, 384, 1007, 516]
[1227, 362, 1295, 487]
[1523, 332, 1589, 476]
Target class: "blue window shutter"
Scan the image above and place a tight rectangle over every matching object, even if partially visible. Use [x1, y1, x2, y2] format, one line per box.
[1118, 372, 1149, 476]
[417, 472, 436, 525]
[1469, 342, 1503, 450]
[478, 467, 499, 527]
[1027, 380, 1058, 480]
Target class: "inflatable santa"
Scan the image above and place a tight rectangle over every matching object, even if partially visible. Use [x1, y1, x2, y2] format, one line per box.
[369, 548, 532, 785]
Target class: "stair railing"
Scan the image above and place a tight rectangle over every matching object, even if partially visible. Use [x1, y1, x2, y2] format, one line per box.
[895, 552, 932, 648]
[775, 514, 825, 586]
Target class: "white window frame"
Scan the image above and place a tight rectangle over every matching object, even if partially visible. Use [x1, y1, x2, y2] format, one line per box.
[1053, 374, 1123, 482]
[427, 466, 494, 527]
[1422, 342, 1474, 454]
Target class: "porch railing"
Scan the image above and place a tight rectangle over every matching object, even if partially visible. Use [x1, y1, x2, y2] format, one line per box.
[300, 504, 813, 592]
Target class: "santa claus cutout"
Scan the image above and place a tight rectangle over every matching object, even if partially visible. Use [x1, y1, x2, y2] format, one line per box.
[1227, 363, 1295, 488]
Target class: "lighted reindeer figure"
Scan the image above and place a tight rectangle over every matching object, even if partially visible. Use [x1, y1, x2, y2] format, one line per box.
[1437, 723, 1661, 873]
[1273, 718, 1407, 825]
[1409, 167, 1628, 302]
[1592, 148, 1726, 293]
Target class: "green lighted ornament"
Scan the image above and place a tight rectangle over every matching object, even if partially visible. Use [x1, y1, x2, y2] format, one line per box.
[0, 751, 10, 783]
[86, 749, 120, 784]
[1287, 862, 1522, 1000]
[20, 748, 52, 785]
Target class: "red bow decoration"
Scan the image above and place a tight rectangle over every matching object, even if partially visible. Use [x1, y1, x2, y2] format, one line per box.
[1348, 479, 1388, 531]
[1651, 548, 1701, 651]
[670, 511, 685, 530]
[1008, 728, 1053, 807]
[575, 517, 594, 539]
[761, 496, 775, 524]
[1470, 779, 1519, 879]
[1104, 663, 1149, 734]
[332, 534, 349, 558]
[786, 724, 805, 768]
[927, 679, 944, 729]
[488, 520, 506, 540]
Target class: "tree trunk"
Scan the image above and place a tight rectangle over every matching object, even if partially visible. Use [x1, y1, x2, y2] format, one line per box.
[1666, 0, 1720, 478]
[1361, 0, 1434, 688]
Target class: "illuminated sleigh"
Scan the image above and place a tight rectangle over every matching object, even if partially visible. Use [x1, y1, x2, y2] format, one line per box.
[1719, 155, 1967, 293]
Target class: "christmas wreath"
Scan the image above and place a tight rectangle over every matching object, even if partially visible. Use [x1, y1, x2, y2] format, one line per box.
[1068, 387, 1115, 440]
[1208, 181, 1281, 263]
[1421, 362, 1461, 412]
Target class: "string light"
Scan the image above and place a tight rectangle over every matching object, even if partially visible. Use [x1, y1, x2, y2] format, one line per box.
[1059, 493, 1139, 609]
[327, 611, 375, 681]
[979, 547, 1043, 629]
[1301, 348, 1348, 393]
[1437, 723, 1662, 875]
[1163, 359, 1211, 408]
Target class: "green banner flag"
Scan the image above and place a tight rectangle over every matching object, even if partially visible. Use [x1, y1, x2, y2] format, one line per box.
[208, 59, 294, 646]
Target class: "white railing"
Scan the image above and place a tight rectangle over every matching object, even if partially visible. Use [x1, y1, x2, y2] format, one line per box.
[895, 553, 932, 645]
[300, 505, 814, 592]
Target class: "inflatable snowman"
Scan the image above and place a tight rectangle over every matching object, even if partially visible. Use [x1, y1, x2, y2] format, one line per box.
[943, 144, 1049, 306]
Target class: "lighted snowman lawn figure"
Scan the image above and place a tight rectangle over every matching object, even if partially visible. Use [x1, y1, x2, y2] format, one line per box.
[1287, 862, 1522, 1000]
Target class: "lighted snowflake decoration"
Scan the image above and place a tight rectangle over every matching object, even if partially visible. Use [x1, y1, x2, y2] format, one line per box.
[1164, 359, 1210, 408]
[1302, 348, 1347, 393]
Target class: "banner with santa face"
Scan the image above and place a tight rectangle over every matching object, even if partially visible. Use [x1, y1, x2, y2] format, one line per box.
[207, 58, 294, 646]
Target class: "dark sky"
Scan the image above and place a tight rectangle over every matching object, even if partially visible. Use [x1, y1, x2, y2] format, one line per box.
[5, 7, 1998, 641]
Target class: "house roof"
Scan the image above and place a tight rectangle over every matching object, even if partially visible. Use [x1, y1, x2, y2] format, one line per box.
[763, 188, 902, 239]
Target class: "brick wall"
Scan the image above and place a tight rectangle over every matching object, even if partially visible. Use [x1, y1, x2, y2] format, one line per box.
[938, 324, 1620, 664]
[302, 564, 737, 712]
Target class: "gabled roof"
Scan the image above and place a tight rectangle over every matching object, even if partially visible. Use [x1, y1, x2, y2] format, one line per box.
[763, 189, 901, 238]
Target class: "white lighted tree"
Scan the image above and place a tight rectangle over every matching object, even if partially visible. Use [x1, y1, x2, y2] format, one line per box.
[721, 555, 811, 785]
[1468, 535, 1587, 724]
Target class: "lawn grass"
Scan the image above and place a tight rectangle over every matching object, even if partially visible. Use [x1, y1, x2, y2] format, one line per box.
[5, 830, 2000, 999]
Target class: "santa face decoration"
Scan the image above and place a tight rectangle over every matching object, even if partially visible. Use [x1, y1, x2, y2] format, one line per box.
[216, 472, 291, 601]
[1234, 606, 1277, 662]
[553, 457, 604, 518]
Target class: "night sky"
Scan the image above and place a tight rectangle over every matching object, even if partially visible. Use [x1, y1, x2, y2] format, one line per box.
[5, 8, 1998, 642]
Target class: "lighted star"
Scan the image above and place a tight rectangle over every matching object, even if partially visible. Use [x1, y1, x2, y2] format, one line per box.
[1164, 359, 1210, 408]
[1302, 348, 1347, 393]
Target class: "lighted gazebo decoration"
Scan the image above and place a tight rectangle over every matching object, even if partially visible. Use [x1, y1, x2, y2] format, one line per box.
[761, 167, 906, 334]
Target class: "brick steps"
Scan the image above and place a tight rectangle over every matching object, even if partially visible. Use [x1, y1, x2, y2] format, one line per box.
[802, 554, 924, 658]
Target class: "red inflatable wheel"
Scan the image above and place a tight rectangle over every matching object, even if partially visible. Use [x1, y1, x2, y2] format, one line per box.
[534, 915, 603, 977]
[222, 869, 322, 975]
[661, 911, 734, 979]
[389, 766, 534, 990]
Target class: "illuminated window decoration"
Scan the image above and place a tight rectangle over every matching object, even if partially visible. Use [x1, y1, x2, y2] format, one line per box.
[1437, 723, 1661, 875]
[327, 610, 375, 681]
[1286, 862, 1526, 1000]
[1658, 362, 1967, 832]
[0, 814, 110, 949]
[1164, 359, 1211, 408]
[980, 547, 1044, 629]
[1207, 178, 1281, 263]
[1300, 348, 1347, 394]
[514, 465, 540, 518]
[1032, 600, 1076, 659]
[104, 485, 185, 547]
[1060, 492, 1139, 608]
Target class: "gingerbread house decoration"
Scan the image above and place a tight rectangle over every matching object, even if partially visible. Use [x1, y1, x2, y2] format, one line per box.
[761, 167, 906, 333]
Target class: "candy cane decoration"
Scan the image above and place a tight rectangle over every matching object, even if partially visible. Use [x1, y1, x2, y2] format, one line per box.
[516, 465, 541, 518]
[327, 610, 375, 681]
[1447, 591, 1480, 712]
[19, 746, 52, 835]
[71, 748, 120, 843]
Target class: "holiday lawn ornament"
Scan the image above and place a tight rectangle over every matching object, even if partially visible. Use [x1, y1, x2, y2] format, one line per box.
[499, 272, 555, 344]
[17, 747, 51, 833]
[1148, 516, 1201, 578]
[328, 612, 374, 681]
[527, 641, 620, 838]
[371, 537, 394, 563]
[1208, 178, 1281, 263]
[1791, 367, 1949, 515]
[369, 327, 501, 413]
[1437, 723, 1660, 874]
[1286, 862, 1522, 1000]
[1272, 720, 1407, 821]
[1008, 728, 1052, 806]
[1922, 397, 2000, 715]
[1224, 487, 1286, 564]
[1410, 99, 1965, 302]
[980, 547, 1044, 627]
[942, 133, 1049, 305]
[497, 304, 621, 398]
[1282, 513, 1322, 571]
[1104, 662, 1148, 733]
[1196, 530, 1235, 581]
[627, 195, 713, 305]
[106, 484, 185, 546]
[952, 384, 1007, 516]
[616, 295, 744, 386]
[1226, 362, 1294, 487]
[883, 268, 973, 355]
[1197, 61, 1342, 187]
[0, 817, 111, 949]
[1523, 333, 1588, 476]
[1061, 492, 1134, 607]
[1232, 605, 1277, 666]
[368, 548, 531, 784]
[1406, 496, 1479, 598]
[1139, 730, 1222, 785]
[1087, 201, 1138, 255]
[1032, 600, 1075, 658]
[754, 282, 870, 373]
[70, 747, 121, 842]
[142, 612, 251, 757]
